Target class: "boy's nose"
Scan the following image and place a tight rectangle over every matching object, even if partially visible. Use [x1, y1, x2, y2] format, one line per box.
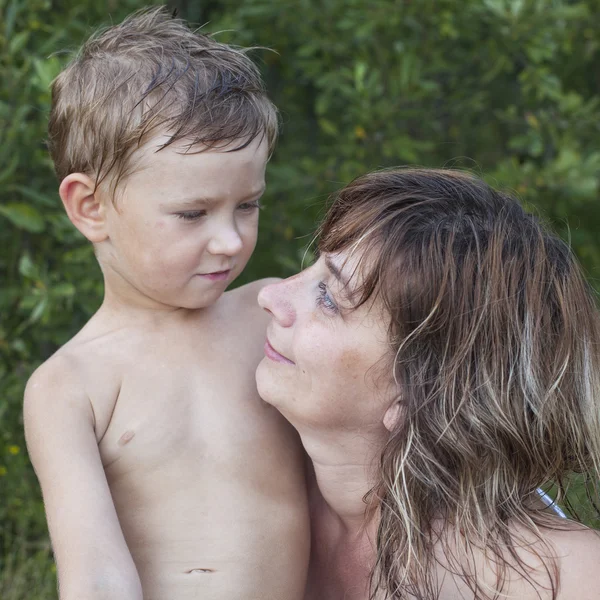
[207, 222, 243, 256]
[258, 278, 296, 328]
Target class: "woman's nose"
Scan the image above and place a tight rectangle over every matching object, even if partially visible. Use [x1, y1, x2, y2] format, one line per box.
[258, 278, 296, 328]
[207, 221, 243, 257]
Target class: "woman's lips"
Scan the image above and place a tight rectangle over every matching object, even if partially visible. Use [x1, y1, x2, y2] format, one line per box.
[264, 339, 295, 365]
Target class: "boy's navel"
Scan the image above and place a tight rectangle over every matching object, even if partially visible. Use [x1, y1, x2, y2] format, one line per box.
[187, 568, 216, 574]
[118, 430, 135, 446]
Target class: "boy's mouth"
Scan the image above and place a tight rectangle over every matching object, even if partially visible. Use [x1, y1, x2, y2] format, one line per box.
[198, 269, 231, 281]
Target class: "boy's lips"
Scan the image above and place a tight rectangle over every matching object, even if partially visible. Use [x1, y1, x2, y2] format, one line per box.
[264, 338, 295, 365]
[197, 269, 231, 281]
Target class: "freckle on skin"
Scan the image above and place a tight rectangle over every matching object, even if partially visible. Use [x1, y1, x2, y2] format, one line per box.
[118, 430, 135, 446]
[341, 348, 361, 377]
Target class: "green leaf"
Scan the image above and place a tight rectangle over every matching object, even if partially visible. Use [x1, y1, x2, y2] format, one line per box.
[18, 254, 39, 280]
[0, 155, 18, 185]
[3, 0, 19, 39]
[32, 57, 61, 90]
[28, 296, 49, 325]
[0, 204, 45, 233]
[8, 185, 57, 208]
[318, 118, 339, 136]
[51, 283, 76, 298]
[354, 61, 367, 92]
[8, 30, 29, 54]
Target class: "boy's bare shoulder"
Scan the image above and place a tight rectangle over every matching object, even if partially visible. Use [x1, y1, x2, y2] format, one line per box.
[26, 325, 127, 393]
[229, 277, 280, 301]
[213, 278, 279, 358]
[25, 349, 86, 406]
[224, 278, 280, 319]
[23, 351, 94, 461]
[24, 326, 128, 436]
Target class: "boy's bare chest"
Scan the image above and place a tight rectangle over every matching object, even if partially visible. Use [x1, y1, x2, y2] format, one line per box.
[76, 332, 308, 599]
[90, 336, 272, 471]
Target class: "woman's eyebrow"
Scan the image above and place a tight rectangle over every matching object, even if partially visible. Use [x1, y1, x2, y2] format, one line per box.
[324, 255, 349, 287]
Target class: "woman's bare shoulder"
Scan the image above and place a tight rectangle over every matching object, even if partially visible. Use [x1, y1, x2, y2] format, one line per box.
[433, 520, 600, 600]
[546, 523, 600, 600]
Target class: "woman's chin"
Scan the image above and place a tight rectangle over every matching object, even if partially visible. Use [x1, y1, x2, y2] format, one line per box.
[255, 359, 279, 407]
[256, 359, 301, 419]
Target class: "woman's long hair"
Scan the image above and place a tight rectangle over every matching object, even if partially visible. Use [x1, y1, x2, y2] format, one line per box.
[318, 168, 600, 599]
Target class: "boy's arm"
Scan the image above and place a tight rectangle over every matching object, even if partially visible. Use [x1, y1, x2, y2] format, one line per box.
[24, 358, 143, 600]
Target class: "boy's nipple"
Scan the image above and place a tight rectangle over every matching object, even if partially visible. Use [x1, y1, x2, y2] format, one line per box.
[118, 430, 135, 446]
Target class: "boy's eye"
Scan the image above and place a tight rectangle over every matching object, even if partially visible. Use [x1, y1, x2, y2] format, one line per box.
[316, 281, 338, 314]
[176, 210, 207, 221]
[237, 200, 262, 211]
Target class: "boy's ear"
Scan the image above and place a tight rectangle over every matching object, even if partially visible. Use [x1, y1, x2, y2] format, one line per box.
[59, 173, 108, 243]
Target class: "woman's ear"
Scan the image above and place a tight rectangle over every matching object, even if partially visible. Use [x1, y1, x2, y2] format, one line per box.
[383, 400, 403, 432]
[59, 173, 108, 243]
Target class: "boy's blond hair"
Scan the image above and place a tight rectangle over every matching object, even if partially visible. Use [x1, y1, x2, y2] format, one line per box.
[48, 6, 278, 195]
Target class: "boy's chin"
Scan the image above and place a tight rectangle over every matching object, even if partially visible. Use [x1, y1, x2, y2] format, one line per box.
[183, 273, 239, 309]
[163, 287, 228, 311]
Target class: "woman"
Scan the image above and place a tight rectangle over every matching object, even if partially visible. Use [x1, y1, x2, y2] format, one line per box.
[256, 168, 600, 600]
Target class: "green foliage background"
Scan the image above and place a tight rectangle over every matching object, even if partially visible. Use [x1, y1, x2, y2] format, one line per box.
[1, 0, 600, 597]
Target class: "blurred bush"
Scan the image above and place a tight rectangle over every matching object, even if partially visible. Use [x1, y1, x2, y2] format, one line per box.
[0, 1, 160, 595]
[1, 0, 599, 597]
[209, 0, 600, 282]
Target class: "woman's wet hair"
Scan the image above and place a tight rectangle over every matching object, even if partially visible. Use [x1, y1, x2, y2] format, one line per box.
[318, 168, 600, 599]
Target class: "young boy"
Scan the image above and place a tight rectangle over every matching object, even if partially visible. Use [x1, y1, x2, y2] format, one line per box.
[24, 8, 309, 600]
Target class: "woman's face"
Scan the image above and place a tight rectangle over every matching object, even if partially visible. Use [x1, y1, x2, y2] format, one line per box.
[256, 252, 399, 433]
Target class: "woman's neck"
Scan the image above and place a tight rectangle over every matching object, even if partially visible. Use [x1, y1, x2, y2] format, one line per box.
[303, 430, 385, 600]
[301, 425, 386, 534]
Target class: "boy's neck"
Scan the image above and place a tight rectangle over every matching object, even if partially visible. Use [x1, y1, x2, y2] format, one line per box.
[96, 283, 205, 329]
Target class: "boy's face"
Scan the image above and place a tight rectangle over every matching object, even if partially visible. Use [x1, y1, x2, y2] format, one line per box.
[98, 135, 268, 310]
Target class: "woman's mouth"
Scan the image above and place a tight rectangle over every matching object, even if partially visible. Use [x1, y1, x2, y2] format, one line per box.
[264, 339, 295, 365]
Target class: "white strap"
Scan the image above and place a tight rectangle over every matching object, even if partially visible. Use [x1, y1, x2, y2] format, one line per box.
[537, 488, 567, 518]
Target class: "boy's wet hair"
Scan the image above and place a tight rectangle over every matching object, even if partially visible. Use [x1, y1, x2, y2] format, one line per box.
[48, 7, 277, 195]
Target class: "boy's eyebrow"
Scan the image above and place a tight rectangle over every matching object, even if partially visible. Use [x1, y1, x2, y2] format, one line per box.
[168, 186, 266, 208]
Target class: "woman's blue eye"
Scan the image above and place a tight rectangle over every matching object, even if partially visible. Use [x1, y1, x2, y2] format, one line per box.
[316, 281, 338, 313]
[176, 210, 206, 221]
